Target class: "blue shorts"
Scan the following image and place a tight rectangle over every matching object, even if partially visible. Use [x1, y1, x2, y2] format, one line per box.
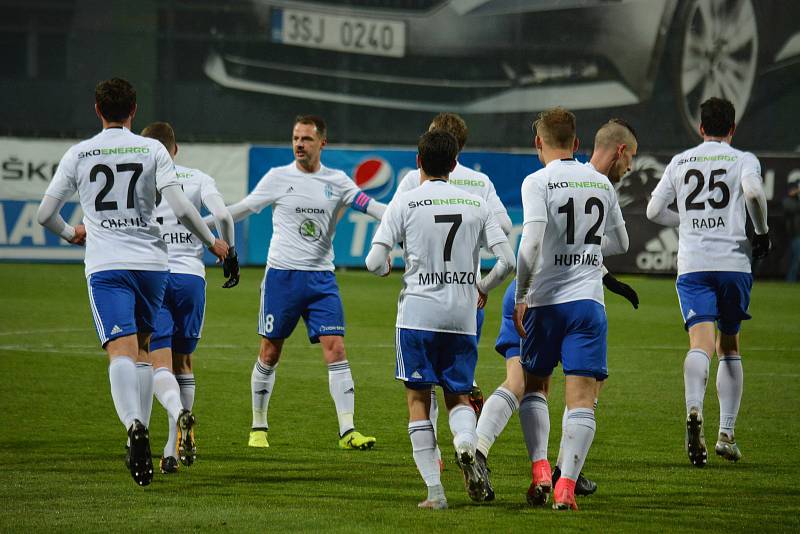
[520, 299, 608, 380]
[151, 273, 206, 354]
[494, 280, 521, 359]
[676, 271, 752, 335]
[87, 270, 169, 347]
[259, 269, 345, 343]
[395, 328, 478, 394]
[475, 307, 485, 343]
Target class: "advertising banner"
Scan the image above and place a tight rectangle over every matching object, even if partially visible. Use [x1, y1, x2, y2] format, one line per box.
[0, 137, 249, 262]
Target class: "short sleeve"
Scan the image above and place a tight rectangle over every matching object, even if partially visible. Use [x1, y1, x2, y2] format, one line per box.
[199, 172, 223, 202]
[605, 190, 626, 231]
[741, 152, 762, 181]
[154, 143, 179, 191]
[241, 169, 281, 214]
[394, 170, 420, 196]
[372, 195, 404, 247]
[44, 149, 78, 200]
[481, 207, 508, 249]
[521, 174, 548, 224]
[650, 159, 677, 202]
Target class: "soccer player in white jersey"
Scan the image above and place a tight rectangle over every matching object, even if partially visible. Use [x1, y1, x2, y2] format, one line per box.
[394, 112, 512, 468]
[220, 115, 385, 450]
[479, 118, 640, 499]
[141, 122, 239, 474]
[513, 108, 629, 510]
[366, 130, 515, 509]
[36, 78, 230, 486]
[646, 97, 770, 467]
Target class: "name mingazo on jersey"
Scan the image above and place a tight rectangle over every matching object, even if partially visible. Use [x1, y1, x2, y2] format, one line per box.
[78, 146, 151, 159]
[296, 207, 326, 214]
[408, 198, 481, 209]
[547, 181, 609, 191]
[418, 271, 476, 285]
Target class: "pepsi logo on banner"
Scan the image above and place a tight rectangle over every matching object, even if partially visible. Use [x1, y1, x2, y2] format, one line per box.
[353, 157, 395, 200]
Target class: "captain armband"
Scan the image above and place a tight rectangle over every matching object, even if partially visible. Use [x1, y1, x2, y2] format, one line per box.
[351, 192, 372, 213]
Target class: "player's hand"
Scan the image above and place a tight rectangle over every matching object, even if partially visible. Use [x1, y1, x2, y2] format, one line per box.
[69, 224, 86, 246]
[222, 248, 240, 288]
[513, 302, 528, 338]
[381, 260, 392, 277]
[602, 273, 639, 309]
[209, 239, 229, 262]
[477, 290, 488, 309]
[751, 233, 771, 260]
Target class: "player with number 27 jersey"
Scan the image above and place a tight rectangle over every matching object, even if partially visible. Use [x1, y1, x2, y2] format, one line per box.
[45, 127, 178, 276]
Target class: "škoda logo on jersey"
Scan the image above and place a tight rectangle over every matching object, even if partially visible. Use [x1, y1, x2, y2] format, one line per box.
[353, 157, 395, 200]
[299, 219, 322, 241]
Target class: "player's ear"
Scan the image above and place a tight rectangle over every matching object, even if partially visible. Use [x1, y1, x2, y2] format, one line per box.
[416, 154, 422, 169]
[699, 124, 705, 137]
[449, 158, 457, 173]
[129, 103, 137, 121]
[173, 143, 179, 158]
[616, 143, 626, 159]
[534, 135, 542, 150]
[729, 123, 736, 138]
[573, 137, 579, 153]
[94, 103, 103, 121]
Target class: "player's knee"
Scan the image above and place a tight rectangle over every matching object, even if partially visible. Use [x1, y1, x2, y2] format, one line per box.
[259, 339, 282, 365]
[524, 373, 550, 396]
[172, 353, 192, 374]
[717, 334, 740, 357]
[503, 375, 526, 400]
[321, 337, 346, 363]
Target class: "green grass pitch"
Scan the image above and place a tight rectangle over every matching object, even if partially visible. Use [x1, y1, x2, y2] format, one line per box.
[1, 263, 798, 531]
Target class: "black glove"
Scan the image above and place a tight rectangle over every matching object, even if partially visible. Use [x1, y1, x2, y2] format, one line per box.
[602, 273, 639, 309]
[751, 233, 771, 260]
[222, 249, 240, 288]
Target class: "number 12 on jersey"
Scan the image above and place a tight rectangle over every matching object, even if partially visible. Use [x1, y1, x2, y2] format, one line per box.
[557, 197, 604, 245]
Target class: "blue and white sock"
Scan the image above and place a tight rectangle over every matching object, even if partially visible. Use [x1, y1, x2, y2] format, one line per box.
[176, 373, 196, 412]
[328, 360, 355, 437]
[560, 408, 596, 481]
[409, 420, 441, 489]
[519, 392, 550, 462]
[251, 360, 276, 430]
[716, 355, 743, 436]
[476, 386, 518, 457]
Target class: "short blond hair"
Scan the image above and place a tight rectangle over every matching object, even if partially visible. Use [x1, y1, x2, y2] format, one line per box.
[593, 118, 637, 151]
[533, 107, 576, 149]
[141, 122, 176, 153]
[429, 112, 468, 151]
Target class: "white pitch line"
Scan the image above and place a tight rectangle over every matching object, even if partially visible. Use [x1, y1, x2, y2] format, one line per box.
[0, 328, 86, 337]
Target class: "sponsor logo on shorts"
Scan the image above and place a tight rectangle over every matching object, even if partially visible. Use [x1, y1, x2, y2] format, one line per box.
[110, 325, 123, 335]
[687, 309, 697, 319]
[319, 325, 345, 332]
[411, 371, 423, 379]
[299, 219, 322, 241]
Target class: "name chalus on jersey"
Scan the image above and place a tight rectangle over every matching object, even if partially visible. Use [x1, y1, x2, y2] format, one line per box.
[418, 271, 477, 285]
[100, 216, 148, 229]
[408, 198, 481, 209]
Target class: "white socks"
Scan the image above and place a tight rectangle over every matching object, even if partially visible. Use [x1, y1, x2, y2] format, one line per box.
[716, 355, 743, 436]
[560, 408, 596, 481]
[684, 349, 710, 414]
[108, 356, 140, 430]
[176, 373, 196, 411]
[251, 360, 276, 430]
[429, 388, 441, 463]
[328, 361, 355, 437]
[136, 362, 154, 427]
[409, 420, 441, 488]
[557, 398, 598, 468]
[448, 404, 478, 454]
[476, 386, 519, 457]
[153, 367, 183, 459]
[519, 392, 550, 462]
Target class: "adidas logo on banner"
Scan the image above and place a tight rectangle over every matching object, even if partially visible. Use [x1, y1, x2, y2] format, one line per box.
[636, 228, 679, 271]
[411, 371, 422, 379]
[110, 325, 123, 335]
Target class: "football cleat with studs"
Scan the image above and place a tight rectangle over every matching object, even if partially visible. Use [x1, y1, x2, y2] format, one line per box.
[248, 428, 269, 448]
[177, 409, 196, 466]
[160, 455, 179, 474]
[685, 408, 707, 468]
[527, 459, 552, 506]
[338, 429, 376, 450]
[715, 432, 742, 462]
[127, 419, 154, 487]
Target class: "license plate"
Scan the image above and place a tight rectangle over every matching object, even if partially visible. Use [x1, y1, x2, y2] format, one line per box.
[272, 8, 406, 58]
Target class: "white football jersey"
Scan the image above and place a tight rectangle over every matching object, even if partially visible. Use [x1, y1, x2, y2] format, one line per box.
[44, 127, 179, 276]
[397, 162, 509, 218]
[373, 180, 507, 335]
[651, 141, 761, 275]
[153, 165, 223, 278]
[241, 163, 364, 271]
[521, 159, 624, 307]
